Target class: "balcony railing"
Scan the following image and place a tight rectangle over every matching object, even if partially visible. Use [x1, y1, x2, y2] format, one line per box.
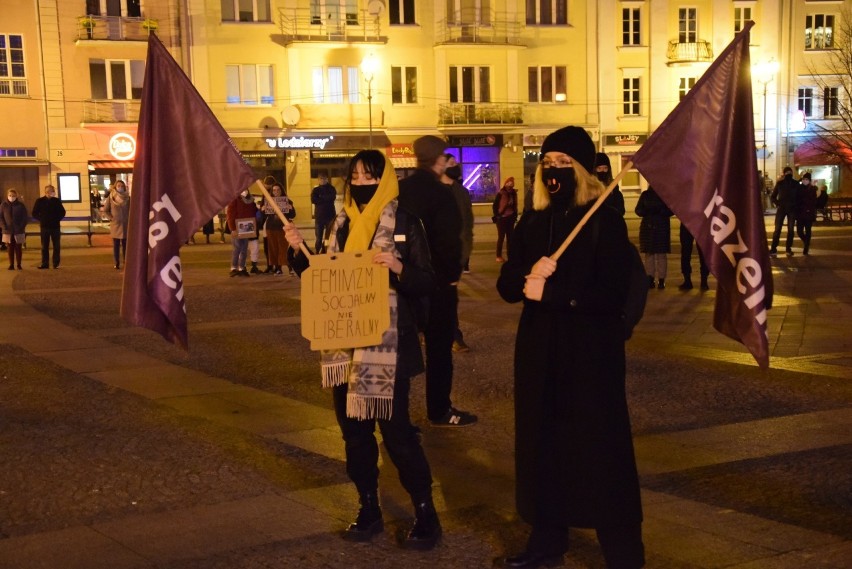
[276, 8, 386, 44]
[77, 15, 157, 42]
[82, 100, 141, 123]
[437, 9, 523, 45]
[666, 40, 713, 64]
[438, 103, 523, 126]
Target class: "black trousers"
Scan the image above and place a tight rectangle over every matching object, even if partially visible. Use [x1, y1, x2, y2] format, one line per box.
[40, 227, 61, 267]
[796, 220, 812, 253]
[333, 376, 433, 501]
[424, 284, 459, 421]
[679, 224, 708, 278]
[526, 522, 645, 568]
[770, 206, 795, 252]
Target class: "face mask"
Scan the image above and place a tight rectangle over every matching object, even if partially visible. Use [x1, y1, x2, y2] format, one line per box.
[445, 166, 461, 180]
[784, 173, 793, 180]
[7, 196, 16, 202]
[542, 167, 576, 194]
[117, 186, 126, 193]
[596, 171, 609, 183]
[350, 184, 379, 205]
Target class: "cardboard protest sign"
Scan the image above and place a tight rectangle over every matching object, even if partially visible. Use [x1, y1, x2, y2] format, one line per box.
[301, 251, 390, 351]
[236, 217, 257, 238]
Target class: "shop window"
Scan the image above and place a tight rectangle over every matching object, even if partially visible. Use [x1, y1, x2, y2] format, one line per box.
[734, 6, 751, 33]
[389, 0, 416, 24]
[805, 14, 834, 50]
[446, 146, 500, 204]
[525, 0, 567, 25]
[221, 0, 270, 23]
[622, 7, 640, 46]
[798, 87, 813, 118]
[678, 77, 696, 102]
[391, 66, 417, 104]
[0, 34, 27, 96]
[678, 8, 697, 43]
[528, 65, 566, 103]
[89, 59, 144, 100]
[225, 64, 273, 105]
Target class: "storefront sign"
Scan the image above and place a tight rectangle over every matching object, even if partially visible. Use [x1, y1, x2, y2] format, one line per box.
[387, 143, 415, 158]
[447, 134, 502, 147]
[603, 134, 647, 147]
[266, 136, 334, 150]
[109, 133, 137, 160]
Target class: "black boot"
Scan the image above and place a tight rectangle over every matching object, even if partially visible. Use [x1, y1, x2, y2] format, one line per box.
[678, 275, 693, 291]
[249, 261, 260, 274]
[700, 276, 710, 291]
[343, 492, 383, 542]
[402, 499, 441, 550]
[657, 278, 666, 290]
[502, 551, 565, 568]
[648, 276, 655, 289]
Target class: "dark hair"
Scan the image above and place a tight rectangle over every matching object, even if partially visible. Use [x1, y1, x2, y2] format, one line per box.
[344, 150, 386, 203]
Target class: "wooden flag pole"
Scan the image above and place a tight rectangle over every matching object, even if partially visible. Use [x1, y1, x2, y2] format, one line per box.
[550, 161, 634, 262]
[253, 179, 312, 258]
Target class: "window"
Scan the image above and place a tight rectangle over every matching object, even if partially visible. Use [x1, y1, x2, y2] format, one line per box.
[225, 64, 273, 105]
[448, 0, 491, 25]
[0, 34, 26, 96]
[391, 66, 417, 104]
[734, 6, 751, 33]
[221, 0, 270, 23]
[311, 66, 361, 103]
[90, 59, 144, 100]
[449, 66, 490, 103]
[527, 66, 566, 103]
[525, 0, 567, 25]
[311, 0, 359, 26]
[824, 87, 839, 118]
[0, 148, 36, 158]
[446, 146, 501, 203]
[389, 0, 415, 24]
[86, 0, 141, 17]
[622, 8, 640, 45]
[623, 77, 640, 115]
[678, 77, 696, 101]
[805, 14, 835, 50]
[678, 8, 697, 43]
[798, 87, 813, 117]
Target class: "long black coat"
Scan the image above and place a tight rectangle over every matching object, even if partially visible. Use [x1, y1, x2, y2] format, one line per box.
[497, 203, 643, 528]
[635, 188, 673, 254]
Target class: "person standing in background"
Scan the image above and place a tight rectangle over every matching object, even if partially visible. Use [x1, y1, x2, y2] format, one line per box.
[103, 180, 130, 270]
[0, 189, 28, 270]
[262, 183, 296, 275]
[494, 177, 518, 263]
[226, 188, 258, 277]
[593, 152, 626, 216]
[311, 174, 338, 252]
[635, 187, 673, 290]
[31, 184, 66, 269]
[677, 222, 710, 291]
[441, 153, 473, 353]
[796, 172, 817, 255]
[769, 166, 800, 257]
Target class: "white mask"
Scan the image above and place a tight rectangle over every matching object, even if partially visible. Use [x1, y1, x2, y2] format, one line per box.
[7, 196, 16, 202]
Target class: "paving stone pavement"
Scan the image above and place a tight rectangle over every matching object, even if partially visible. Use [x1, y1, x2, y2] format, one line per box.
[0, 218, 849, 568]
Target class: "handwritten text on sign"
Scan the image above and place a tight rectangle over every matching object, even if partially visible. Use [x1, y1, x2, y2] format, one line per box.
[301, 251, 390, 351]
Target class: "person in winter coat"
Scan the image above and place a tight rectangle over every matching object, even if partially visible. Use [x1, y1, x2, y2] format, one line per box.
[31, 184, 67, 269]
[494, 177, 519, 262]
[796, 172, 817, 255]
[284, 149, 442, 551]
[593, 152, 626, 216]
[497, 126, 644, 569]
[770, 166, 800, 257]
[442, 153, 474, 273]
[262, 183, 296, 275]
[311, 174, 337, 252]
[635, 187, 674, 289]
[226, 188, 259, 277]
[678, 222, 710, 291]
[0, 188, 29, 270]
[103, 180, 130, 270]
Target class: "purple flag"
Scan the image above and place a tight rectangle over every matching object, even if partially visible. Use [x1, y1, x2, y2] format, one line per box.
[120, 35, 256, 348]
[632, 21, 774, 368]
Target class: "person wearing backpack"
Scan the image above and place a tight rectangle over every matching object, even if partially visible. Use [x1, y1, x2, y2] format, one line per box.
[496, 126, 644, 569]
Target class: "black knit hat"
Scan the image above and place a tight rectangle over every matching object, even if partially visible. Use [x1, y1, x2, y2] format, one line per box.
[413, 135, 448, 168]
[540, 126, 596, 173]
[594, 152, 612, 170]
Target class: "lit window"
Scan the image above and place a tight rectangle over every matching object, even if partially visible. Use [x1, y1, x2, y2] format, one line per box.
[311, 66, 362, 104]
[225, 64, 273, 105]
[805, 14, 834, 50]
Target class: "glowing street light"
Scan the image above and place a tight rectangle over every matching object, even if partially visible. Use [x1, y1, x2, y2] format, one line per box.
[361, 53, 378, 149]
[753, 59, 780, 185]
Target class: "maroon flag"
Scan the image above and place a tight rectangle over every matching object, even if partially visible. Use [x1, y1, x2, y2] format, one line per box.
[632, 21, 774, 368]
[120, 35, 256, 348]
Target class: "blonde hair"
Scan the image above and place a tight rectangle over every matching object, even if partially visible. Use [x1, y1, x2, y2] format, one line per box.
[531, 160, 605, 211]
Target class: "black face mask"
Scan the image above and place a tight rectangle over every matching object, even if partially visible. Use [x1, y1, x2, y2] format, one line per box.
[445, 165, 462, 180]
[596, 171, 609, 183]
[542, 167, 577, 206]
[350, 184, 379, 206]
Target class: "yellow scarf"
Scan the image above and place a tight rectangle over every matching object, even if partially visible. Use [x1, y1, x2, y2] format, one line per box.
[341, 159, 399, 252]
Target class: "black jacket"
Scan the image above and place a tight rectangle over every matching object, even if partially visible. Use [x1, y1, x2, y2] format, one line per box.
[771, 175, 800, 211]
[635, 188, 673, 254]
[291, 201, 435, 380]
[0, 200, 29, 235]
[31, 196, 67, 229]
[399, 168, 462, 286]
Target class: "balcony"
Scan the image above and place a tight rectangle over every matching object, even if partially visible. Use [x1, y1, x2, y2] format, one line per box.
[438, 103, 523, 126]
[275, 8, 386, 45]
[82, 100, 141, 123]
[77, 15, 157, 42]
[666, 40, 713, 65]
[436, 9, 524, 45]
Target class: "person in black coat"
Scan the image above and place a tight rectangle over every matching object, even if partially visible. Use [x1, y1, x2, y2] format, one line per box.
[593, 152, 625, 216]
[497, 126, 644, 569]
[310, 174, 337, 252]
[635, 187, 674, 289]
[398, 135, 476, 426]
[0, 188, 29, 270]
[770, 166, 800, 256]
[284, 149, 442, 550]
[31, 184, 67, 269]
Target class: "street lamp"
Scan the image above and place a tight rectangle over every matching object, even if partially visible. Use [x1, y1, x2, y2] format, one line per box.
[753, 59, 779, 186]
[361, 53, 378, 149]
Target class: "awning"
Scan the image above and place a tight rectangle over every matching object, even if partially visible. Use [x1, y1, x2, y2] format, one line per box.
[793, 139, 852, 166]
[89, 160, 134, 170]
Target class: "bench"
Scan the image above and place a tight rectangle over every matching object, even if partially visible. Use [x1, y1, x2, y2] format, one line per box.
[24, 216, 108, 247]
[823, 197, 852, 222]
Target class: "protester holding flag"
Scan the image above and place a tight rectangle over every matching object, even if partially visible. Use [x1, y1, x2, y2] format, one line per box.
[284, 149, 443, 551]
[496, 126, 644, 569]
[103, 180, 130, 270]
